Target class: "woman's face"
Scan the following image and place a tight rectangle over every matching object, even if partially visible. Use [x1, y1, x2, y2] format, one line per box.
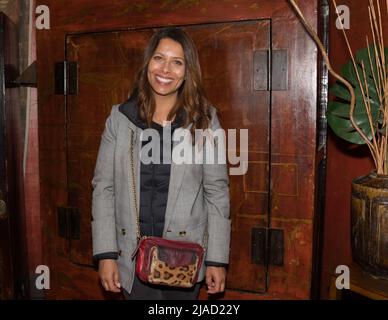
[147, 38, 186, 99]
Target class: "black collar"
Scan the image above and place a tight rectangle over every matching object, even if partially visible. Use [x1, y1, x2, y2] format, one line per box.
[118, 96, 185, 131]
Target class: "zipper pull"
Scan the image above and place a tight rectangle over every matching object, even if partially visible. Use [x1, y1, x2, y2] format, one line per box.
[131, 236, 146, 260]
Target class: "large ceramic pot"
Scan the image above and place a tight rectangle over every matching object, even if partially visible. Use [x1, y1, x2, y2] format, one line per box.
[351, 171, 388, 279]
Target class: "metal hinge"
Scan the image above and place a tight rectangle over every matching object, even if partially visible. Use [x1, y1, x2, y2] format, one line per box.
[54, 61, 78, 95]
[57, 207, 80, 239]
[6, 61, 37, 88]
[254, 49, 288, 91]
[251, 227, 284, 266]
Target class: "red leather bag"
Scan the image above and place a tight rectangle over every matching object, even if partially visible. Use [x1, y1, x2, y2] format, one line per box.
[132, 236, 205, 288]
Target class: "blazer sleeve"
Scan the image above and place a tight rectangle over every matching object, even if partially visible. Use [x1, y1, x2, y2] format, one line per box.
[203, 107, 231, 265]
[91, 105, 119, 256]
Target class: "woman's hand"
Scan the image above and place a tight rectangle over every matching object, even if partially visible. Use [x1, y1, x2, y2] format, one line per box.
[98, 259, 121, 292]
[205, 266, 226, 294]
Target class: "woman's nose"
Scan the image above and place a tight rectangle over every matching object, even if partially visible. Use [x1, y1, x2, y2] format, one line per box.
[162, 60, 171, 73]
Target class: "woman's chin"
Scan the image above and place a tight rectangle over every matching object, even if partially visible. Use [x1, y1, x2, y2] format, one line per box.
[152, 88, 178, 98]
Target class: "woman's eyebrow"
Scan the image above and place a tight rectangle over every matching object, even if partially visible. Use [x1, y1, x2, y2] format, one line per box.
[153, 51, 184, 60]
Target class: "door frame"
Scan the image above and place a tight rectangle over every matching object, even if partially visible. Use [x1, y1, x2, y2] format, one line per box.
[0, 12, 30, 300]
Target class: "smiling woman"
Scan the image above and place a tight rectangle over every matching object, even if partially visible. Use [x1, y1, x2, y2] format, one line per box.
[131, 27, 212, 134]
[91, 27, 231, 300]
[147, 38, 186, 101]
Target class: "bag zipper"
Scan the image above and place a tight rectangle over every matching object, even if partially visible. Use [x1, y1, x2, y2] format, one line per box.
[131, 236, 149, 260]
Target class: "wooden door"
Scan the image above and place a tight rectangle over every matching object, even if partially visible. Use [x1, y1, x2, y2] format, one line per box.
[37, 0, 319, 300]
[60, 20, 270, 298]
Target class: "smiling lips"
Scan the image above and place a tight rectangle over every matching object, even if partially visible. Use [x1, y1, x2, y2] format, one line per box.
[155, 75, 174, 85]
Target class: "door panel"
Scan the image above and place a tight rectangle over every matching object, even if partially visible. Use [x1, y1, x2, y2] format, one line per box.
[65, 20, 270, 293]
[189, 20, 271, 293]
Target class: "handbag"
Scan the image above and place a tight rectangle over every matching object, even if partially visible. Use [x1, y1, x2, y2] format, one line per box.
[129, 133, 206, 288]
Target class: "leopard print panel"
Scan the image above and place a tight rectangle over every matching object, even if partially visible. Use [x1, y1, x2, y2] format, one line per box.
[147, 247, 199, 288]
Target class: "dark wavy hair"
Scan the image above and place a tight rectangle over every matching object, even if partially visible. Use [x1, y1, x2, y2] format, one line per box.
[130, 27, 212, 133]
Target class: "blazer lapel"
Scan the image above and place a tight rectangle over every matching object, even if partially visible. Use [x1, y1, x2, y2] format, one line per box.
[164, 161, 186, 229]
[164, 127, 191, 229]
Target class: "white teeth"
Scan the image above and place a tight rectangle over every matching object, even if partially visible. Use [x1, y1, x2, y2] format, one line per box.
[156, 75, 173, 84]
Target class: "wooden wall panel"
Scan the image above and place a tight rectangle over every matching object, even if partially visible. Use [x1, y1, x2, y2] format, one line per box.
[266, 4, 317, 297]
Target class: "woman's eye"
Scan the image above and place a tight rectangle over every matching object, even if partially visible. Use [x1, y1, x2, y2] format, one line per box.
[174, 60, 183, 66]
[153, 55, 162, 60]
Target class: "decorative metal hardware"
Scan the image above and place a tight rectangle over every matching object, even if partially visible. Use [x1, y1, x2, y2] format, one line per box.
[57, 207, 80, 240]
[251, 227, 284, 266]
[254, 49, 288, 91]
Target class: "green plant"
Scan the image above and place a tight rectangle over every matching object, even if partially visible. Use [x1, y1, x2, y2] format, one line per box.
[327, 47, 388, 145]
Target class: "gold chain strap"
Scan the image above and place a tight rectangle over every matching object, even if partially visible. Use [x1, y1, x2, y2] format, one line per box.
[130, 132, 141, 242]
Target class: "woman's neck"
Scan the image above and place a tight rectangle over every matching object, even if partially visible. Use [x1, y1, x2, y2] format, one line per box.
[153, 94, 177, 124]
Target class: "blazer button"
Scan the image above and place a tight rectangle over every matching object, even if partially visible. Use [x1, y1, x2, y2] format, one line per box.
[179, 231, 186, 236]
[121, 229, 126, 236]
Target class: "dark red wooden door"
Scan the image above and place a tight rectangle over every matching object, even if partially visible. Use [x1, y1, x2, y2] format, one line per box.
[37, 0, 319, 300]
[63, 20, 270, 297]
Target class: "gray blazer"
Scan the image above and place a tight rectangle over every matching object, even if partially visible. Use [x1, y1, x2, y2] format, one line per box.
[91, 104, 231, 294]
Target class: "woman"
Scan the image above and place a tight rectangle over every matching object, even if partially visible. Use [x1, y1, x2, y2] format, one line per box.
[91, 27, 231, 300]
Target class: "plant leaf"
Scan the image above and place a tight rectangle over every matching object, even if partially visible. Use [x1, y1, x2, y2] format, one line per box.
[326, 45, 386, 145]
